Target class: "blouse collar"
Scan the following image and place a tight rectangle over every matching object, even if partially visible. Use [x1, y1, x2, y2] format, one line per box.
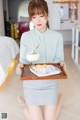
[34, 27, 49, 36]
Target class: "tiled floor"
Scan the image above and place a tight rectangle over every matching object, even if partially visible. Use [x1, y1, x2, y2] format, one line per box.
[0, 45, 80, 120]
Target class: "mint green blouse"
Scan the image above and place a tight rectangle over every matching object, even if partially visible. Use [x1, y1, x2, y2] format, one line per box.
[19, 28, 64, 64]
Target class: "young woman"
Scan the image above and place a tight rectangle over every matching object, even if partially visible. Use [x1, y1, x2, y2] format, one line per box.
[18, 0, 66, 120]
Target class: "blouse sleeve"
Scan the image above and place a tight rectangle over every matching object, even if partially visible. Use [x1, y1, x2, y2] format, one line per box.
[53, 34, 64, 63]
[19, 33, 28, 64]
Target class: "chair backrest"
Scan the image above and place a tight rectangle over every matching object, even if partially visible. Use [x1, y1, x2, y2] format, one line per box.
[18, 22, 30, 38]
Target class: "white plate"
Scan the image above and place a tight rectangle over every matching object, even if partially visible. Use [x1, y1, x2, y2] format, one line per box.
[30, 65, 61, 77]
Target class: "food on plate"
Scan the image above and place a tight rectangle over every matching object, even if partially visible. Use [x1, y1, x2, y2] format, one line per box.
[32, 64, 47, 70]
[31, 64, 61, 75]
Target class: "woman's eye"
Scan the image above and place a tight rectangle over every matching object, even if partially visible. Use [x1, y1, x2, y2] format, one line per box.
[32, 16, 36, 19]
[40, 15, 44, 17]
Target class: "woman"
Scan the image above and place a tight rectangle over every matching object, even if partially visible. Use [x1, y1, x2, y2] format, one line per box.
[18, 0, 66, 120]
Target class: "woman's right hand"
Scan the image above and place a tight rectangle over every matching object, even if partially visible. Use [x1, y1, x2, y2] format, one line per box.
[18, 63, 24, 72]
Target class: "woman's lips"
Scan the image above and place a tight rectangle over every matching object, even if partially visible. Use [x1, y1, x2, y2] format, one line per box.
[37, 24, 42, 26]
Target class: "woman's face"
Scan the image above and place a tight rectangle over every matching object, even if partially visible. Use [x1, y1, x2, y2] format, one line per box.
[31, 13, 48, 32]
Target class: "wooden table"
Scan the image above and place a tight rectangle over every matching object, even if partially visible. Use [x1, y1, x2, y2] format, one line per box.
[20, 63, 67, 80]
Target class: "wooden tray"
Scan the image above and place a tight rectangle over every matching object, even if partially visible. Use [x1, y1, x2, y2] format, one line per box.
[20, 63, 67, 80]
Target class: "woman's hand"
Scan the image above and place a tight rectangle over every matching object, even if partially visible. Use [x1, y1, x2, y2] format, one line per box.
[18, 63, 24, 72]
[60, 62, 67, 74]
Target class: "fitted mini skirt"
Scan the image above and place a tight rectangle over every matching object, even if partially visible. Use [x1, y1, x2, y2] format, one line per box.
[23, 80, 58, 106]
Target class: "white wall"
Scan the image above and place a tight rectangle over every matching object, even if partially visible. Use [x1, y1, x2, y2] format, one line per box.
[8, 0, 28, 22]
[0, 0, 5, 36]
[58, 30, 72, 44]
[3, 0, 9, 21]
[18, 0, 29, 21]
[45, 0, 53, 3]
[78, 3, 80, 22]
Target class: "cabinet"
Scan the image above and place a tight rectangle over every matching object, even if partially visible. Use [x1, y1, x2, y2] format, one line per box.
[61, 20, 77, 29]
[72, 25, 80, 64]
[48, 1, 80, 30]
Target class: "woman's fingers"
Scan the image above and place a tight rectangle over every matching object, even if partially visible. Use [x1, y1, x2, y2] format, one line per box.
[60, 62, 67, 74]
[18, 63, 24, 71]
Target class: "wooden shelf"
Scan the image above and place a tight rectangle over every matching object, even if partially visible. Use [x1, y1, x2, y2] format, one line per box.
[53, 1, 79, 4]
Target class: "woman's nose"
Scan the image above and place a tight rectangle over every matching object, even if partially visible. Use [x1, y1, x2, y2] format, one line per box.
[37, 17, 41, 22]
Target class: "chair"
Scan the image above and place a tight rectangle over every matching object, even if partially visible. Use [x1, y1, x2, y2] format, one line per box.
[18, 22, 30, 38]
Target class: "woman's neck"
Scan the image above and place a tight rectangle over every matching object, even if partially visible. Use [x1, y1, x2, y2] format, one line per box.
[38, 26, 47, 33]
